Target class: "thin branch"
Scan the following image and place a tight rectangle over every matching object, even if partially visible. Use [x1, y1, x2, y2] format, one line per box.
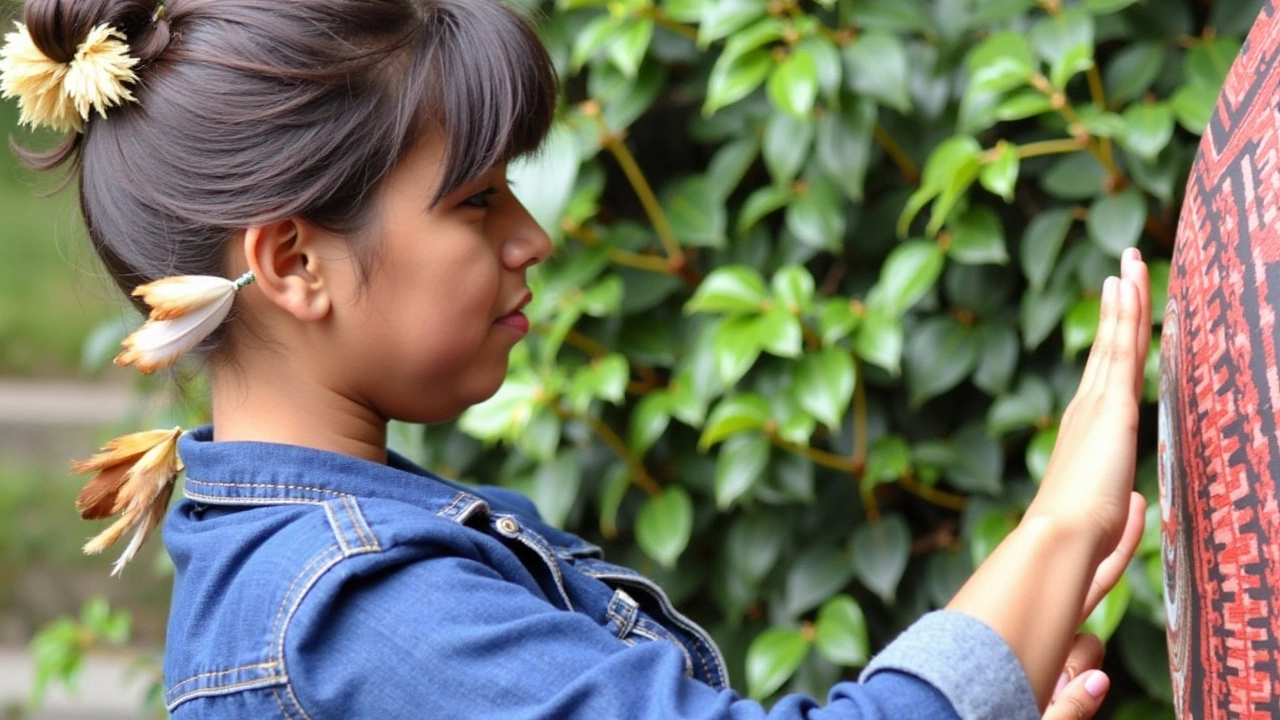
[558, 404, 662, 497]
[565, 224, 675, 275]
[1016, 137, 1088, 160]
[874, 124, 920, 185]
[594, 118, 686, 268]
[898, 474, 968, 511]
[768, 433, 855, 472]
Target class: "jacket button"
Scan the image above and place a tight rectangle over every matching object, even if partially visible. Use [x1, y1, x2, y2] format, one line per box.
[497, 517, 520, 535]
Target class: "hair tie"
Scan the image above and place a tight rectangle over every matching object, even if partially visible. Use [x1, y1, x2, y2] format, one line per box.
[0, 21, 140, 133]
[72, 427, 183, 576]
[115, 271, 256, 373]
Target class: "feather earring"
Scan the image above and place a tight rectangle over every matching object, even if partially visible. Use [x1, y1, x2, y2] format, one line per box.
[72, 427, 183, 576]
[115, 271, 255, 373]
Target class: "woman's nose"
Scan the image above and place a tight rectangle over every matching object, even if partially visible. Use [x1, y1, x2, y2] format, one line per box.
[502, 200, 553, 271]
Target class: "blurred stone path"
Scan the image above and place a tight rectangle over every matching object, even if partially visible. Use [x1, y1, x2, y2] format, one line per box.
[0, 648, 151, 719]
[1, 380, 153, 718]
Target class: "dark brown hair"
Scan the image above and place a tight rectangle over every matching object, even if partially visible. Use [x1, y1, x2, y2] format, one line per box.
[16, 0, 557, 340]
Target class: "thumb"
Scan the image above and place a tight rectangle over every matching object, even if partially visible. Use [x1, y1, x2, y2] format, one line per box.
[1042, 670, 1109, 720]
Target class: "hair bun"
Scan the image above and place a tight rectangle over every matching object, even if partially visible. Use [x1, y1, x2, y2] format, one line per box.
[22, 0, 164, 63]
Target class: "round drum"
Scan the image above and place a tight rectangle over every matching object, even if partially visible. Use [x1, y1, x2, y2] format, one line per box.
[1163, 3, 1280, 717]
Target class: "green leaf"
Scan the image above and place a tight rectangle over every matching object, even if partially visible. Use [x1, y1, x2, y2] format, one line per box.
[1087, 188, 1146, 258]
[763, 111, 815, 185]
[786, 177, 846, 250]
[726, 512, 788, 585]
[1080, 571, 1131, 641]
[567, 353, 630, 412]
[1105, 42, 1164, 105]
[946, 424, 1004, 494]
[685, 265, 769, 314]
[757, 304, 804, 358]
[1063, 295, 1102, 358]
[1171, 83, 1219, 135]
[1027, 425, 1058, 482]
[459, 372, 540, 442]
[870, 240, 945, 316]
[713, 315, 766, 385]
[572, 14, 624, 70]
[993, 91, 1054, 122]
[793, 347, 856, 430]
[629, 392, 672, 454]
[855, 310, 904, 374]
[863, 435, 911, 489]
[850, 514, 911, 603]
[665, 176, 728, 248]
[737, 184, 792, 235]
[746, 628, 810, 699]
[1183, 37, 1241, 89]
[707, 136, 761, 201]
[527, 451, 582, 529]
[907, 135, 984, 236]
[699, 0, 771, 47]
[1020, 208, 1074, 291]
[817, 97, 877, 202]
[966, 31, 1036, 93]
[814, 595, 869, 667]
[704, 48, 774, 116]
[979, 141, 1019, 202]
[969, 510, 1017, 566]
[973, 324, 1020, 395]
[1120, 101, 1175, 161]
[715, 431, 771, 508]
[1030, 8, 1095, 89]
[988, 376, 1054, 436]
[819, 299, 860, 345]
[607, 18, 654, 78]
[1021, 284, 1074, 350]
[701, 392, 771, 448]
[947, 205, 1009, 265]
[1043, 152, 1108, 200]
[768, 47, 820, 118]
[905, 317, 980, 406]
[785, 544, 855, 616]
[772, 265, 816, 314]
[509, 126, 580, 237]
[635, 486, 695, 569]
[843, 32, 912, 113]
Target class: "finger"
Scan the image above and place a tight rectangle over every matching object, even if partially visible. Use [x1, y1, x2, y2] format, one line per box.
[1121, 249, 1151, 399]
[1043, 671, 1110, 720]
[1102, 276, 1140, 396]
[1081, 493, 1147, 619]
[1079, 277, 1119, 396]
[1054, 633, 1105, 701]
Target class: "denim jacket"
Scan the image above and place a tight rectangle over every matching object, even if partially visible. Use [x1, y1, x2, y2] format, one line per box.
[162, 427, 1038, 719]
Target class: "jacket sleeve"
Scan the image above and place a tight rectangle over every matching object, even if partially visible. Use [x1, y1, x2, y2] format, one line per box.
[281, 550, 1034, 720]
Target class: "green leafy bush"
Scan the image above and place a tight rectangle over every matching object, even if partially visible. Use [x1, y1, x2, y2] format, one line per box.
[437, 0, 1262, 714]
[26, 0, 1262, 716]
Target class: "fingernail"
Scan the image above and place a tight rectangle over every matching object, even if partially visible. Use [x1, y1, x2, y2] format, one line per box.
[1084, 670, 1109, 698]
[1053, 672, 1068, 699]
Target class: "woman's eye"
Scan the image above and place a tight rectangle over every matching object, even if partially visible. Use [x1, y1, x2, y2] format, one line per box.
[462, 187, 499, 209]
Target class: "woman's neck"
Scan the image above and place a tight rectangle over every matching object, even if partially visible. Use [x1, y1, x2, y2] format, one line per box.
[208, 357, 389, 464]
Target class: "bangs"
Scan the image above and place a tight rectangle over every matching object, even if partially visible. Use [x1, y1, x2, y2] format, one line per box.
[414, 0, 558, 203]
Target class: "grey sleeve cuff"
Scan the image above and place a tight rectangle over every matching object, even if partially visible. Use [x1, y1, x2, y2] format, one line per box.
[859, 610, 1039, 720]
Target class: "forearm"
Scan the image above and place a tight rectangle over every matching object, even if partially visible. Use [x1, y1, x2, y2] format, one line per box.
[945, 518, 1101, 709]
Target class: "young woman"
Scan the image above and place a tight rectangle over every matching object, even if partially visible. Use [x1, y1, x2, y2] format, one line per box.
[0, 1, 1150, 717]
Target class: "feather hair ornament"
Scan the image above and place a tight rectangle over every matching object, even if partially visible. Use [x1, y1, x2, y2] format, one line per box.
[116, 271, 256, 373]
[72, 427, 183, 576]
[0, 22, 139, 133]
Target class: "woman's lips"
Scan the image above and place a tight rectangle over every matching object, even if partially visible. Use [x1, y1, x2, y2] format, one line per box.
[495, 311, 530, 335]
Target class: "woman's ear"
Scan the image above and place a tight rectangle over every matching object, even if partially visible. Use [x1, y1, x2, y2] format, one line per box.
[241, 220, 334, 322]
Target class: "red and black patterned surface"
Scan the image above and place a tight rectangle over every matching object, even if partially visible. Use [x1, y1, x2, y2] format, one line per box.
[1163, 3, 1280, 717]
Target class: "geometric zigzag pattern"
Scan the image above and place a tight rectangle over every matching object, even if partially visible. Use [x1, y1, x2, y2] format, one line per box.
[1164, 2, 1280, 717]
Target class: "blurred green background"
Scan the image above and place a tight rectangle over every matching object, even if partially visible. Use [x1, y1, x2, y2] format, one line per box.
[0, 0, 171, 667]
